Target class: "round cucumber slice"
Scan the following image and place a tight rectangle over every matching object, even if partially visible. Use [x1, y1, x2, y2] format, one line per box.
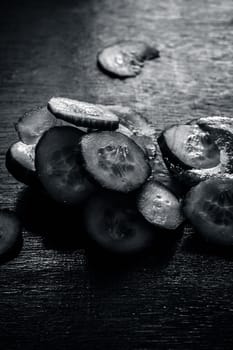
[80, 131, 151, 192]
[84, 193, 155, 254]
[35, 126, 94, 205]
[183, 177, 233, 246]
[137, 180, 184, 230]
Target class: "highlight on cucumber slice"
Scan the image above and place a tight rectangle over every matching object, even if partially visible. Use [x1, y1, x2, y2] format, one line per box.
[5, 141, 36, 186]
[15, 106, 58, 145]
[80, 131, 151, 192]
[137, 180, 184, 230]
[0, 210, 22, 260]
[183, 177, 233, 246]
[97, 40, 160, 78]
[35, 126, 95, 205]
[84, 192, 155, 254]
[48, 97, 119, 130]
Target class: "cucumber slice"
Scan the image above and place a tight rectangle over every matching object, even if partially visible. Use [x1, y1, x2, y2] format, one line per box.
[0, 210, 22, 259]
[15, 106, 58, 145]
[137, 180, 184, 230]
[84, 193, 155, 254]
[158, 124, 220, 171]
[35, 126, 94, 205]
[80, 131, 151, 192]
[183, 177, 233, 246]
[5, 141, 36, 186]
[97, 40, 159, 78]
[48, 97, 119, 130]
[158, 118, 233, 187]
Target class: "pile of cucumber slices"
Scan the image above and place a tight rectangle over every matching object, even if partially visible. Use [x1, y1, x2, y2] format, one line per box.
[3, 97, 233, 259]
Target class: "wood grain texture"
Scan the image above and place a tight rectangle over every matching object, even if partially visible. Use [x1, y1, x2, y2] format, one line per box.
[1, 0, 233, 349]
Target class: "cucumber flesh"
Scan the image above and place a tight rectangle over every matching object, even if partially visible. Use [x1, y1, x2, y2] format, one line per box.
[81, 131, 151, 192]
[5, 141, 36, 186]
[15, 106, 57, 145]
[137, 180, 184, 230]
[84, 193, 155, 254]
[98, 40, 159, 78]
[48, 97, 119, 130]
[35, 126, 94, 205]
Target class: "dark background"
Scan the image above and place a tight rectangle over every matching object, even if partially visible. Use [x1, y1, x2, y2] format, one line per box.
[1, 0, 233, 349]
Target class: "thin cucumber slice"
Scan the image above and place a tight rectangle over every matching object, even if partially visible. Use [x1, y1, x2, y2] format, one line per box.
[15, 106, 58, 145]
[35, 126, 94, 205]
[48, 97, 119, 130]
[80, 131, 151, 192]
[137, 180, 184, 230]
[98, 40, 159, 78]
[5, 141, 36, 186]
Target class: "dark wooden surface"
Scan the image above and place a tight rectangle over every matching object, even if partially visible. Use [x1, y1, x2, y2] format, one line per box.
[1, 0, 233, 349]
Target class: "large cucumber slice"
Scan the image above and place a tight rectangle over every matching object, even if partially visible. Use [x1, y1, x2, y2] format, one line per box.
[84, 193, 155, 254]
[35, 126, 94, 205]
[80, 131, 151, 192]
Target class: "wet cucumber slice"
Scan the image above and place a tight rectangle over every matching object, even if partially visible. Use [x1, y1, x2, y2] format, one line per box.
[183, 178, 233, 246]
[5, 141, 36, 186]
[15, 106, 58, 145]
[158, 124, 220, 171]
[80, 131, 151, 192]
[84, 193, 155, 254]
[0, 210, 22, 259]
[48, 97, 119, 130]
[158, 118, 233, 186]
[97, 40, 160, 78]
[35, 126, 95, 205]
[137, 180, 184, 230]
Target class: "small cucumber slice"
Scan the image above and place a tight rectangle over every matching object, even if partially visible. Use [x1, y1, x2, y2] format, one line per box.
[98, 40, 159, 78]
[158, 124, 220, 171]
[84, 193, 155, 254]
[183, 177, 233, 246]
[15, 106, 58, 145]
[35, 126, 94, 205]
[5, 141, 36, 186]
[48, 97, 119, 130]
[0, 210, 22, 259]
[137, 180, 184, 230]
[80, 131, 151, 192]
